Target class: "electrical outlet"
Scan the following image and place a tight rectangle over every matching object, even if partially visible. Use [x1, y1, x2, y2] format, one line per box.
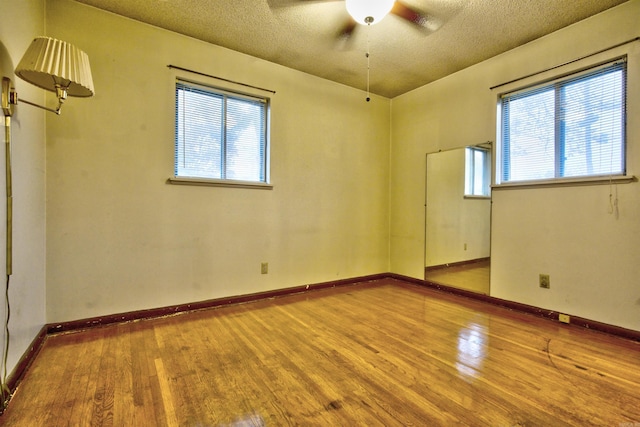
[559, 313, 570, 324]
[539, 274, 550, 289]
[261, 262, 268, 274]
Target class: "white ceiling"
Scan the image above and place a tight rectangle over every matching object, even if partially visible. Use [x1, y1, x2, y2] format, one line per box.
[71, 0, 629, 98]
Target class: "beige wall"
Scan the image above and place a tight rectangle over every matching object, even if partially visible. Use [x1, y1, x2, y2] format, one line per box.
[44, 1, 391, 322]
[391, 0, 640, 331]
[3, 0, 639, 377]
[0, 0, 47, 373]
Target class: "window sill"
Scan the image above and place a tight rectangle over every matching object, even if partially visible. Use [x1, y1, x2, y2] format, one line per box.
[464, 195, 491, 200]
[167, 177, 273, 190]
[492, 175, 636, 190]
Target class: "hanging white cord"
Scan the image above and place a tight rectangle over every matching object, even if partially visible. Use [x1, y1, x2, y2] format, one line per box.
[1, 115, 11, 411]
[5, 116, 11, 276]
[606, 103, 619, 219]
[608, 177, 619, 219]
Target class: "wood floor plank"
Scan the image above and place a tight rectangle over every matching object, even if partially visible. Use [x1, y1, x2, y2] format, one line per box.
[129, 322, 160, 425]
[2, 279, 639, 425]
[90, 326, 116, 427]
[154, 357, 178, 427]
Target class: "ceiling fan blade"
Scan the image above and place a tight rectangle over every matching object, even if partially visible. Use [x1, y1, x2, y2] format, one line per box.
[334, 17, 357, 49]
[390, 1, 442, 32]
[267, 0, 342, 8]
[336, 18, 357, 40]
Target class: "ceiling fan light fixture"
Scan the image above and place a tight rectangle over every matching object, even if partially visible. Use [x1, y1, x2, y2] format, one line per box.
[346, 0, 395, 25]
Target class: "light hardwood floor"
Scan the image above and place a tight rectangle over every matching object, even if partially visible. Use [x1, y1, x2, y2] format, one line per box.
[2, 278, 640, 426]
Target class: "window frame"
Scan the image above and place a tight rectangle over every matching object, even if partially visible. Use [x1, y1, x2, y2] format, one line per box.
[169, 78, 272, 189]
[495, 57, 629, 188]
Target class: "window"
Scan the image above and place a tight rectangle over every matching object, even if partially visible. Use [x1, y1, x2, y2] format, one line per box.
[497, 59, 626, 184]
[174, 80, 269, 184]
[465, 146, 491, 197]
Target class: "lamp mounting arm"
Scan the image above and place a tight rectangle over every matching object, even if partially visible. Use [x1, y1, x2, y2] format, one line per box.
[1, 78, 14, 117]
[2, 77, 66, 116]
[14, 94, 64, 115]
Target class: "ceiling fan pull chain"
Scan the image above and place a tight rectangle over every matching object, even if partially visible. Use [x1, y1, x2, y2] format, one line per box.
[366, 23, 371, 102]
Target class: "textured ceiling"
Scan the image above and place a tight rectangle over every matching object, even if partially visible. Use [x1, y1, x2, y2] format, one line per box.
[71, 0, 629, 98]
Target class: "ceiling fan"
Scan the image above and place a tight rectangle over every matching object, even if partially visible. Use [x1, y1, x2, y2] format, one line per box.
[268, 0, 442, 102]
[269, 0, 442, 42]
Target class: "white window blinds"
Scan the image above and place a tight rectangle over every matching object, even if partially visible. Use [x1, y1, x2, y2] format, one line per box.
[175, 81, 269, 183]
[499, 59, 626, 184]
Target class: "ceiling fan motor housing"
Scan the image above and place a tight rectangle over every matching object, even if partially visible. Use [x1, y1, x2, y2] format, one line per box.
[345, 0, 395, 25]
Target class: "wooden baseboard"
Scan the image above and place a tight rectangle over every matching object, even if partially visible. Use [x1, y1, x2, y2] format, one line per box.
[3, 325, 47, 408]
[45, 272, 640, 341]
[425, 257, 490, 272]
[46, 273, 388, 335]
[389, 272, 640, 342]
[7, 271, 639, 406]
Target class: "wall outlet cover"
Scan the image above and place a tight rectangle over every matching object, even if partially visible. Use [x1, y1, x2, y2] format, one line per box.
[539, 274, 550, 289]
[559, 313, 570, 324]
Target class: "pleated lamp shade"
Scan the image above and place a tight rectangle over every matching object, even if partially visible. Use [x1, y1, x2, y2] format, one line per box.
[15, 36, 94, 98]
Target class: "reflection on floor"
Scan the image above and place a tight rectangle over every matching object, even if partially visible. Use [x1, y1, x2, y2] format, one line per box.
[425, 259, 490, 294]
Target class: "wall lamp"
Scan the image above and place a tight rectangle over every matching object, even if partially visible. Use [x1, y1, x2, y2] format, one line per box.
[1, 36, 94, 275]
[2, 36, 94, 117]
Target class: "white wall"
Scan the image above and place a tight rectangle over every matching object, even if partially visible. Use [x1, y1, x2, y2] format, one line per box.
[0, 0, 47, 374]
[391, 0, 640, 331]
[44, 0, 391, 322]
